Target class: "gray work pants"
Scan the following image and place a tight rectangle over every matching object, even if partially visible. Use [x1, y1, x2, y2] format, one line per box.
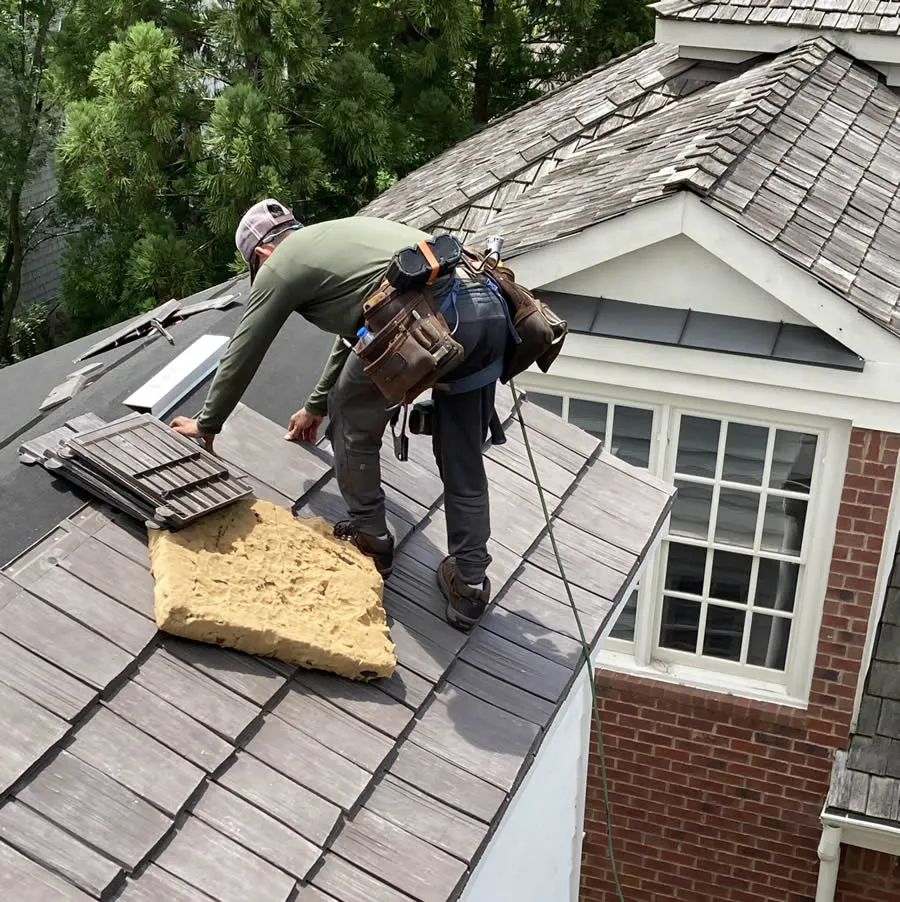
[328, 280, 509, 584]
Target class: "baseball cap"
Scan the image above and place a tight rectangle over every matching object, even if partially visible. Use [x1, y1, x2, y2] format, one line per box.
[235, 198, 299, 265]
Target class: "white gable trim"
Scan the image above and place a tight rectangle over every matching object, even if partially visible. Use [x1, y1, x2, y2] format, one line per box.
[512, 191, 900, 363]
[681, 196, 900, 361]
[655, 19, 900, 84]
[510, 194, 685, 288]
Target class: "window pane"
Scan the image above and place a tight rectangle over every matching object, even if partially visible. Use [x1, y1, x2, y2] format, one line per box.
[610, 589, 637, 640]
[569, 399, 607, 441]
[722, 423, 768, 486]
[760, 496, 807, 556]
[660, 597, 700, 653]
[715, 489, 760, 549]
[702, 605, 745, 661]
[770, 431, 817, 493]
[611, 407, 653, 469]
[665, 543, 706, 595]
[747, 613, 791, 670]
[675, 416, 720, 478]
[670, 481, 713, 541]
[527, 392, 563, 416]
[755, 558, 799, 611]
[710, 550, 752, 603]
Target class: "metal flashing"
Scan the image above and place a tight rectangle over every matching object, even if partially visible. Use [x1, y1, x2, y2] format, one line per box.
[538, 291, 865, 371]
[123, 334, 230, 417]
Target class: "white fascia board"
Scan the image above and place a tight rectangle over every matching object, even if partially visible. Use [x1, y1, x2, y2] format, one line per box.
[677, 45, 758, 63]
[681, 195, 900, 362]
[516, 192, 900, 363]
[534, 336, 900, 431]
[123, 334, 230, 418]
[821, 811, 900, 856]
[510, 194, 686, 290]
[655, 18, 900, 65]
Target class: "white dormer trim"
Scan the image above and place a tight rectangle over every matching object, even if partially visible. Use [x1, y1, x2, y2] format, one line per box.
[656, 18, 900, 85]
[510, 193, 900, 431]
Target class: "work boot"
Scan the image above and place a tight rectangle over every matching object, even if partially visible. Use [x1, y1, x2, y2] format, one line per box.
[438, 556, 491, 631]
[333, 521, 394, 579]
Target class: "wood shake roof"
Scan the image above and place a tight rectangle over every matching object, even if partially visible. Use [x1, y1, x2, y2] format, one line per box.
[364, 38, 900, 337]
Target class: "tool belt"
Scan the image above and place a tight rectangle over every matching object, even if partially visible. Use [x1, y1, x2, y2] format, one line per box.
[355, 282, 464, 407]
[353, 233, 568, 407]
[458, 247, 568, 385]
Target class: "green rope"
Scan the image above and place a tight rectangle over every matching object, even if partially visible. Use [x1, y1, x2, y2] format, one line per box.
[509, 380, 625, 902]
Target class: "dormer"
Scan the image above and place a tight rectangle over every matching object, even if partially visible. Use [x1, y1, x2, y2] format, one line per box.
[652, 0, 900, 85]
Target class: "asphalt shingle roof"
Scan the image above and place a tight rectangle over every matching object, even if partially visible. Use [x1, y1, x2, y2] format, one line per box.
[652, 0, 900, 35]
[0, 384, 673, 900]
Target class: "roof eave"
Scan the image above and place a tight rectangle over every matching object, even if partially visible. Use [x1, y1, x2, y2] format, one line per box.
[821, 808, 900, 854]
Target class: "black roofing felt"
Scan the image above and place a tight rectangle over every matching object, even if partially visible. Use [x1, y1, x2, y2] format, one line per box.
[539, 291, 865, 371]
[0, 275, 332, 567]
[0, 383, 673, 902]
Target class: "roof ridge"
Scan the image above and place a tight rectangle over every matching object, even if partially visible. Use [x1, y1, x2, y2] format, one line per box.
[650, 0, 704, 14]
[419, 52, 706, 232]
[673, 37, 838, 196]
[467, 39, 660, 133]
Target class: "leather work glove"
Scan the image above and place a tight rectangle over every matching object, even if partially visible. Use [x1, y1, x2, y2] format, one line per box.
[170, 416, 216, 454]
[285, 408, 323, 443]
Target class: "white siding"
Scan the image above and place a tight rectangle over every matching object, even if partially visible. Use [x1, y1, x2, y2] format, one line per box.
[546, 234, 810, 326]
[461, 672, 592, 902]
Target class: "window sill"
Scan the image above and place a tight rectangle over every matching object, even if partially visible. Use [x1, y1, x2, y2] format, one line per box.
[592, 647, 810, 710]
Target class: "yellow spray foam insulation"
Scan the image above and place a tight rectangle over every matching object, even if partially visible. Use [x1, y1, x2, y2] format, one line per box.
[149, 498, 396, 680]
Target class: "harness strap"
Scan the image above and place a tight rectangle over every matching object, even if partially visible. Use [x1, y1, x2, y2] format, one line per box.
[435, 356, 504, 396]
[433, 274, 511, 395]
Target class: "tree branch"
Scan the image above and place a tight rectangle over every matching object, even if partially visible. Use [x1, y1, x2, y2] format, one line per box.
[26, 192, 57, 217]
[27, 228, 80, 253]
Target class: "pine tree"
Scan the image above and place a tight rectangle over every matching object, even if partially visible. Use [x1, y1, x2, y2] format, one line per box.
[49, 0, 654, 340]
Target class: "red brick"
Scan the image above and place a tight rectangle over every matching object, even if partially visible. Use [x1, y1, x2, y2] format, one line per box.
[581, 428, 899, 902]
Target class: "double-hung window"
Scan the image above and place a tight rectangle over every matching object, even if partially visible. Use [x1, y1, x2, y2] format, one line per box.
[524, 387, 841, 703]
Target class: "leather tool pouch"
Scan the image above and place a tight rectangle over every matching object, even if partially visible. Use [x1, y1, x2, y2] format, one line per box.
[356, 284, 464, 406]
[460, 250, 568, 383]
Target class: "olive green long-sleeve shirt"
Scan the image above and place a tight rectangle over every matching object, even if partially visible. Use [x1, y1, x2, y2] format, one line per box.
[196, 216, 432, 433]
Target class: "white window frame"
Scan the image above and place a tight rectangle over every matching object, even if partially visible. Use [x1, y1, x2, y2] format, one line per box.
[516, 376, 849, 707]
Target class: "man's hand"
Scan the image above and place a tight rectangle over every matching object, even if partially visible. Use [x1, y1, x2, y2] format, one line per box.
[285, 408, 323, 443]
[170, 416, 216, 454]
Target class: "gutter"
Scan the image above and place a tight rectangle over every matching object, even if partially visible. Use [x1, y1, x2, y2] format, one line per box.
[815, 808, 900, 902]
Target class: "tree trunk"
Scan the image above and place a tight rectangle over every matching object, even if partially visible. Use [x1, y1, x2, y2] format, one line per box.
[472, 0, 495, 123]
[0, 194, 24, 362]
[0, 2, 53, 362]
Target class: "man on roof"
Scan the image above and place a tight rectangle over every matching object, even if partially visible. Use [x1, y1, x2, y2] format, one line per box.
[170, 198, 508, 630]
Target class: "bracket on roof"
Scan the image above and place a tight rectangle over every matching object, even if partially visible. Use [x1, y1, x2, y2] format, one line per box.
[174, 292, 241, 319]
[73, 299, 182, 363]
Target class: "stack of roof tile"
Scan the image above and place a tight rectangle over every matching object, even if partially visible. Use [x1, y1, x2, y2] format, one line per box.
[18, 412, 254, 529]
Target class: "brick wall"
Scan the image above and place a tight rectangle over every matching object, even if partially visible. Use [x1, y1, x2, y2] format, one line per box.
[835, 847, 900, 901]
[580, 429, 900, 902]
